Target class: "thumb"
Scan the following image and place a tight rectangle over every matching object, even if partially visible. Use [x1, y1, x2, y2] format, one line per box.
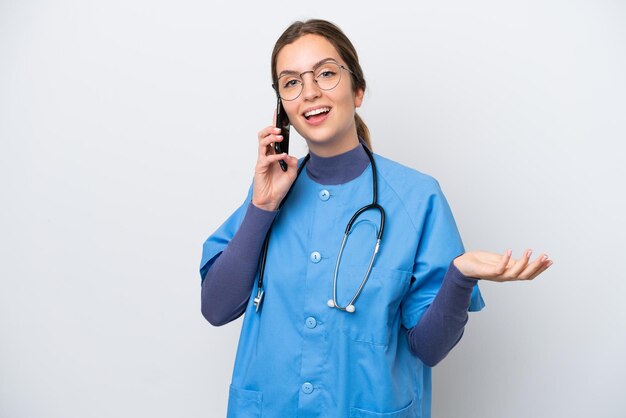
[286, 155, 299, 169]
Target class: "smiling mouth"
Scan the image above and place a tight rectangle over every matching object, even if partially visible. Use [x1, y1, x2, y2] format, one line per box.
[303, 107, 331, 119]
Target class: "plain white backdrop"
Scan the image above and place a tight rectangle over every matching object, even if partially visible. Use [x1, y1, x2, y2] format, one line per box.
[1, 1, 625, 417]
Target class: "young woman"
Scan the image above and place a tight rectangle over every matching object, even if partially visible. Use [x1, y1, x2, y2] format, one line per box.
[199, 19, 552, 418]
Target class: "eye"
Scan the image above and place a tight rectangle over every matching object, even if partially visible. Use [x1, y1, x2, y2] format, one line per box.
[282, 78, 302, 89]
[317, 69, 337, 79]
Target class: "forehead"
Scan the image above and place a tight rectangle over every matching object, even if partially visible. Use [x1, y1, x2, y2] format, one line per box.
[276, 34, 342, 74]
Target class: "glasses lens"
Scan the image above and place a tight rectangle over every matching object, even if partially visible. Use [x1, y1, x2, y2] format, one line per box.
[315, 62, 342, 91]
[277, 62, 345, 101]
[277, 76, 302, 101]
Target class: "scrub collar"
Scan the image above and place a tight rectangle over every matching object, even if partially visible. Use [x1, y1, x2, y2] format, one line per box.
[305, 140, 370, 185]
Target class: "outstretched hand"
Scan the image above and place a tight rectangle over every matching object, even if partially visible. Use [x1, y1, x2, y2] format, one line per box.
[453, 249, 553, 282]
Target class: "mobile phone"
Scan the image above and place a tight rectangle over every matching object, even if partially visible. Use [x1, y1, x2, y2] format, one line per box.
[274, 97, 290, 172]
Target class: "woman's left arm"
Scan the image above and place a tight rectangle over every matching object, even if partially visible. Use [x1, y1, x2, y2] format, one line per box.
[407, 250, 552, 366]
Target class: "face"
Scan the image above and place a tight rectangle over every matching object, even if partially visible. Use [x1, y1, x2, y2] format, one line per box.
[275, 34, 364, 156]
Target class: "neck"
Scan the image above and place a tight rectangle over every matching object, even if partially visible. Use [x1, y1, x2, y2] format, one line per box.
[305, 141, 370, 185]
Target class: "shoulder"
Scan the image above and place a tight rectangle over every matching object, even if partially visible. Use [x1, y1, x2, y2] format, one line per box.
[372, 153, 444, 198]
[372, 153, 453, 230]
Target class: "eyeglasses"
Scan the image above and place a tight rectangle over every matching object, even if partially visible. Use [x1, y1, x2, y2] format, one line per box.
[273, 60, 353, 101]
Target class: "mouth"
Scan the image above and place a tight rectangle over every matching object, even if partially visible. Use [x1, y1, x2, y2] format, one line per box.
[302, 106, 331, 125]
[303, 106, 331, 119]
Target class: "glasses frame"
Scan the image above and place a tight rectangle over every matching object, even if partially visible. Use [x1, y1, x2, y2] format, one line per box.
[273, 60, 354, 101]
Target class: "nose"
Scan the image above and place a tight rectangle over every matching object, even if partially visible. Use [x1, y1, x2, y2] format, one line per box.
[301, 73, 322, 101]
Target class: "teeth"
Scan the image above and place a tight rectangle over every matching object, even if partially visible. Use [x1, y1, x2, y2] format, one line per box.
[304, 107, 330, 118]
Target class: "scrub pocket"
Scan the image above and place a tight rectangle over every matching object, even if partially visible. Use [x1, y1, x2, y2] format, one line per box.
[226, 385, 262, 418]
[350, 399, 416, 418]
[338, 266, 412, 346]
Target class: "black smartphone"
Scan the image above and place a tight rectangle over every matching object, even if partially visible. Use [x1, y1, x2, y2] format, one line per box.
[274, 97, 290, 172]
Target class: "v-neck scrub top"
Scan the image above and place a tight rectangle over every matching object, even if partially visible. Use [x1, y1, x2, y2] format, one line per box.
[200, 153, 485, 418]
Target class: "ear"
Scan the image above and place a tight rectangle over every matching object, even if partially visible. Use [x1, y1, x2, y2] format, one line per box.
[353, 88, 364, 108]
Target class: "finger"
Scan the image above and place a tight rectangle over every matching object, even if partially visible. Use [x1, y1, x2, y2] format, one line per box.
[527, 257, 553, 280]
[517, 253, 549, 280]
[495, 249, 513, 275]
[256, 153, 284, 174]
[263, 152, 289, 165]
[258, 132, 283, 158]
[257, 125, 280, 140]
[284, 155, 299, 171]
[506, 249, 532, 279]
[257, 126, 281, 150]
[259, 133, 283, 149]
[264, 153, 295, 174]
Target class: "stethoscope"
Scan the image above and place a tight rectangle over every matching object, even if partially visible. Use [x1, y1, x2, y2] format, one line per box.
[253, 142, 386, 314]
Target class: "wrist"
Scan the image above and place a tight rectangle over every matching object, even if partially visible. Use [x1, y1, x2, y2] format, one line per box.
[449, 258, 479, 287]
[453, 253, 474, 278]
[251, 199, 279, 212]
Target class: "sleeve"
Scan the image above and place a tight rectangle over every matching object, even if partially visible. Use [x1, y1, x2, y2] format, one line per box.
[400, 181, 485, 330]
[199, 186, 253, 283]
[407, 261, 479, 366]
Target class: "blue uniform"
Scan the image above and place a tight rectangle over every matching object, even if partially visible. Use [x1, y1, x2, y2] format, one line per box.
[200, 154, 484, 418]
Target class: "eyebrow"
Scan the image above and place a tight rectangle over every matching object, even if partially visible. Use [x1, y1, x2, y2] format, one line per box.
[278, 57, 340, 77]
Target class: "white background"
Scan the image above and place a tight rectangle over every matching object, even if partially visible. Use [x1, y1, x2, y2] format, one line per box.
[1, 1, 625, 417]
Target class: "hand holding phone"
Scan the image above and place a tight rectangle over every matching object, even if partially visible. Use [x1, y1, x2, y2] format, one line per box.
[274, 97, 290, 172]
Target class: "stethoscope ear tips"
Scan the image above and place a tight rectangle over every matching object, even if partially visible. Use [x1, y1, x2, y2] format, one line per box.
[254, 290, 264, 312]
[327, 299, 335, 308]
[346, 304, 356, 313]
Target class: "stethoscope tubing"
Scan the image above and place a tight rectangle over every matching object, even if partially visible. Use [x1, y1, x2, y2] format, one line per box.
[255, 143, 385, 313]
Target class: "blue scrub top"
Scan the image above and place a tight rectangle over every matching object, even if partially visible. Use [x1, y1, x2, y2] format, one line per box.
[200, 154, 484, 418]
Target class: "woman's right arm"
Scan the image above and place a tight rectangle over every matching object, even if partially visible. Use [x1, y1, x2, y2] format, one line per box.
[201, 125, 298, 326]
[201, 203, 277, 325]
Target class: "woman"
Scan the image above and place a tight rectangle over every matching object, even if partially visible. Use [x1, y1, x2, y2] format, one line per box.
[199, 19, 552, 418]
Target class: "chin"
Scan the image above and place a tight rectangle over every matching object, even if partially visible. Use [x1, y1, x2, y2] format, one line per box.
[294, 125, 332, 144]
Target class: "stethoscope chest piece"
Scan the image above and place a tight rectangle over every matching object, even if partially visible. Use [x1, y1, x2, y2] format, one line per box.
[327, 299, 356, 313]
